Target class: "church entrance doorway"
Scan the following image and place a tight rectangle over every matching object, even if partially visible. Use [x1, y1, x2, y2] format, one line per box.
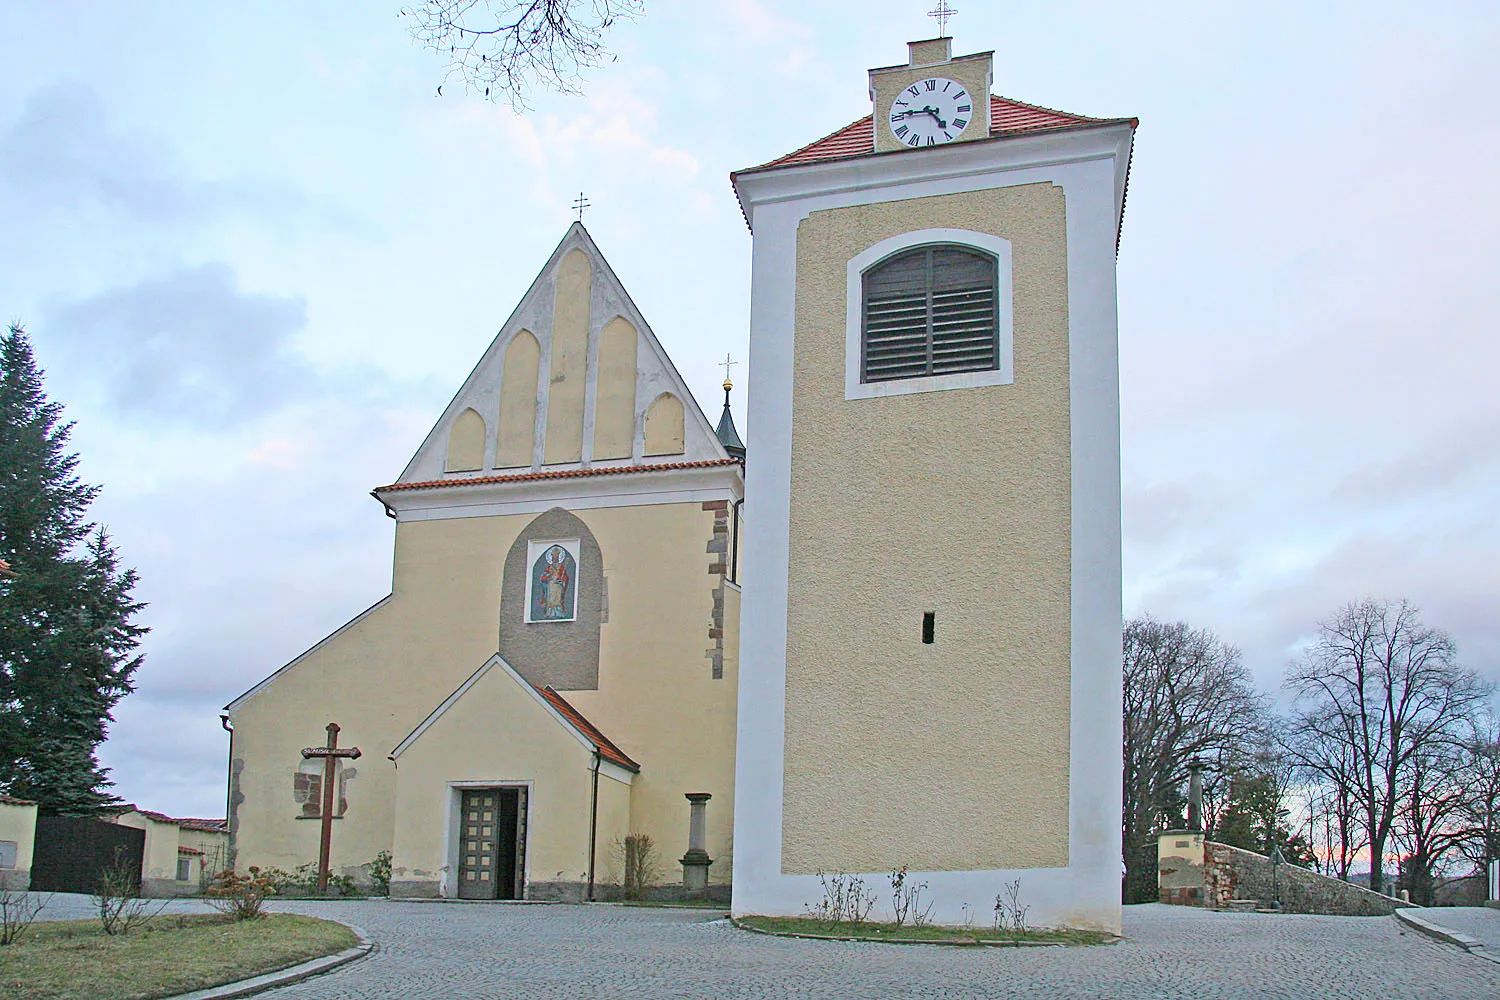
[457, 787, 527, 899]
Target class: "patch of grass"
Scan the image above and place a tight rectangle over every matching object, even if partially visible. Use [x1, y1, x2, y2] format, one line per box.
[0, 913, 357, 1000]
[736, 915, 1115, 946]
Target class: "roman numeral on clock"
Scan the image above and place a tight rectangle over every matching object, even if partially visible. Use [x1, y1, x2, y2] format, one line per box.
[957, 104, 971, 113]
[907, 85, 921, 97]
[924, 79, 936, 91]
[953, 118, 967, 130]
[894, 124, 909, 138]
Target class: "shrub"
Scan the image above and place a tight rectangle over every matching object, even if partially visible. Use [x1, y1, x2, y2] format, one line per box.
[621, 833, 661, 900]
[203, 867, 278, 920]
[0, 888, 47, 945]
[369, 850, 392, 896]
[92, 854, 164, 936]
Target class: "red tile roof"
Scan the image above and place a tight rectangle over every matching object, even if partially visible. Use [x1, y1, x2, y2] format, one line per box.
[0, 794, 36, 806]
[742, 94, 1131, 174]
[537, 686, 640, 772]
[178, 818, 228, 833]
[377, 458, 742, 494]
[111, 805, 226, 831]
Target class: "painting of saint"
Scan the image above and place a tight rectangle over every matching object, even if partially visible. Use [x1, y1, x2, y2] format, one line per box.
[529, 543, 577, 621]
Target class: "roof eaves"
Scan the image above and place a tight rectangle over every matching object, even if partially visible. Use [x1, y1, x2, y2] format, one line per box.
[376, 457, 743, 494]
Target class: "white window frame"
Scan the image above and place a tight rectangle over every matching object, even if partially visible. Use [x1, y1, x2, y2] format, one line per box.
[523, 538, 582, 624]
[845, 228, 1014, 400]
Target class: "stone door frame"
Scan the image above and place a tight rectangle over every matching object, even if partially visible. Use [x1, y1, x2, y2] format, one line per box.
[443, 779, 533, 900]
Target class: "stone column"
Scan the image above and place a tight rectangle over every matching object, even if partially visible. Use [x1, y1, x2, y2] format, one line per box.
[680, 793, 713, 890]
[1186, 760, 1205, 833]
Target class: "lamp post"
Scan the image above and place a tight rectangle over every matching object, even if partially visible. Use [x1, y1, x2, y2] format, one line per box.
[1270, 841, 1284, 911]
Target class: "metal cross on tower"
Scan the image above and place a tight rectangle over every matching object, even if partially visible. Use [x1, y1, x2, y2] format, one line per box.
[720, 353, 738, 390]
[928, 0, 957, 37]
[572, 191, 591, 221]
[300, 722, 362, 894]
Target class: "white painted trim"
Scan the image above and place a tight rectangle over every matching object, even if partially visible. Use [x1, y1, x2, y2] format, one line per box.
[442, 779, 535, 899]
[844, 228, 1014, 400]
[733, 124, 1133, 239]
[224, 596, 392, 711]
[379, 463, 743, 523]
[730, 122, 1128, 931]
[595, 758, 635, 786]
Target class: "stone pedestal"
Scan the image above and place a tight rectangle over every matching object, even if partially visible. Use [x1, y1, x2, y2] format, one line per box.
[1157, 830, 1205, 905]
[680, 792, 713, 890]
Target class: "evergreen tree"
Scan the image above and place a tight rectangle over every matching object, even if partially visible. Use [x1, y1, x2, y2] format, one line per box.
[1213, 770, 1317, 867]
[0, 323, 146, 814]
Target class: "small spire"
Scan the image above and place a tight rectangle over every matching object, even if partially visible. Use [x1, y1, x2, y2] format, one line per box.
[715, 357, 745, 460]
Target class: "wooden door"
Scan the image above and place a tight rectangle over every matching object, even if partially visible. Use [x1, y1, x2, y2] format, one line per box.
[458, 787, 527, 900]
[458, 790, 501, 899]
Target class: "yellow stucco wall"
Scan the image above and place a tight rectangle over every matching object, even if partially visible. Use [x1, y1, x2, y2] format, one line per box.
[0, 800, 37, 883]
[390, 661, 617, 889]
[642, 393, 686, 457]
[563, 502, 738, 882]
[545, 249, 591, 464]
[231, 498, 738, 891]
[593, 317, 637, 460]
[114, 812, 183, 884]
[445, 408, 485, 472]
[781, 183, 1071, 875]
[497, 330, 540, 469]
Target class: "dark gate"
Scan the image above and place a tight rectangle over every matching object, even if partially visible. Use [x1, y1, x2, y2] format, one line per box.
[30, 816, 144, 894]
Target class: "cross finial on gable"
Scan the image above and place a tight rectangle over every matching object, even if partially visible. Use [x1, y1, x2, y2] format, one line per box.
[927, 0, 957, 37]
[572, 191, 591, 221]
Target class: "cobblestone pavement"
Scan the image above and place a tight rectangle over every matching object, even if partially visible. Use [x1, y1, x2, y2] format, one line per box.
[1414, 906, 1500, 954]
[28, 896, 1500, 998]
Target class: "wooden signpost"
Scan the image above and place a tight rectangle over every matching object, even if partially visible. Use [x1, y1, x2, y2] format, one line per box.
[300, 722, 361, 894]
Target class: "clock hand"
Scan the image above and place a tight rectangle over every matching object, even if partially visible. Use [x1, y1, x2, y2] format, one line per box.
[921, 105, 948, 129]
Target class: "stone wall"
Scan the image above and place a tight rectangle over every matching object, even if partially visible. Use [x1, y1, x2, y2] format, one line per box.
[1205, 842, 1403, 916]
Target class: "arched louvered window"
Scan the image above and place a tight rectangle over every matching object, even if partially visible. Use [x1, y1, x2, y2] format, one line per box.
[861, 245, 999, 383]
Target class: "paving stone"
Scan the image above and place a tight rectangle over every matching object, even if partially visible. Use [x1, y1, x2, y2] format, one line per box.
[229, 900, 1500, 1000]
[27, 894, 1500, 998]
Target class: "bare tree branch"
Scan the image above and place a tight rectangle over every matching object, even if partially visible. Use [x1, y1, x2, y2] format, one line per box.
[400, 0, 644, 108]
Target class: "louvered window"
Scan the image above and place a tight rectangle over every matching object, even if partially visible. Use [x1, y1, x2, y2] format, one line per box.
[861, 246, 999, 383]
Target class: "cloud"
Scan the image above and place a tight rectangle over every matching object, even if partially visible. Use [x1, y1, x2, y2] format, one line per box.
[0, 82, 372, 235]
[44, 263, 312, 425]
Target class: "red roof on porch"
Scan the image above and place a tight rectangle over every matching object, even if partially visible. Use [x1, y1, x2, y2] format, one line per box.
[538, 686, 640, 772]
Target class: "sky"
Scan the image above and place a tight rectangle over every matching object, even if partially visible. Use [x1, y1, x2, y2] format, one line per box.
[1, 0, 1497, 819]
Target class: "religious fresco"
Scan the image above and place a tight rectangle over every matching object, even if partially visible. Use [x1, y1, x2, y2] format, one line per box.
[527, 540, 578, 622]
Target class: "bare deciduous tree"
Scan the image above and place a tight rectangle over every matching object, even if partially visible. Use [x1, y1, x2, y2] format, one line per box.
[401, 0, 644, 108]
[1283, 599, 1492, 896]
[1451, 714, 1500, 877]
[1122, 616, 1266, 901]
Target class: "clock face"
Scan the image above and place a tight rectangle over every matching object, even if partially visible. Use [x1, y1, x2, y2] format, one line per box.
[888, 78, 974, 148]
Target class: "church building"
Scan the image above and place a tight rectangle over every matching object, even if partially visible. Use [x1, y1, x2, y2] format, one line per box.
[225, 224, 745, 900]
[729, 36, 1134, 932]
[226, 29, 1133, 931]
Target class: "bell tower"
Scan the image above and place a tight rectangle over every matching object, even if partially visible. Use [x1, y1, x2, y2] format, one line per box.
[730, 33, 1138, 933]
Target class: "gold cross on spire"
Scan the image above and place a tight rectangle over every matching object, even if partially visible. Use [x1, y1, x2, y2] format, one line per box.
[928, 0, 957, 37]
[572, 191, 591, 221]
